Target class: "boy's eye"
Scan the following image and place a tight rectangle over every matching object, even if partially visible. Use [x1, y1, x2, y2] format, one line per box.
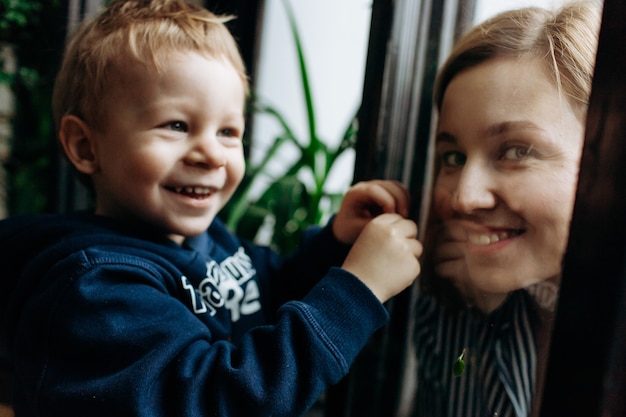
[501, 145, 532, 161]
[165, 121, 188, 132]
[440, 151, 466, 167]
[218, 127, 240, 138]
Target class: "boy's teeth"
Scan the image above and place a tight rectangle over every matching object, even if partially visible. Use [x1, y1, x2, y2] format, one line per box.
[172, 187, 211, 195]
[194, 187, 211, 195]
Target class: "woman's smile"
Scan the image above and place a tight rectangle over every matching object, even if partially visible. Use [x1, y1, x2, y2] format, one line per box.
[465, 228, 524, 246]
[433, 56, 585, 296]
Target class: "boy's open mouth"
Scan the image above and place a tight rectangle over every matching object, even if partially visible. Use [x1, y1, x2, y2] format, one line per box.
[166, 186, 214, 198]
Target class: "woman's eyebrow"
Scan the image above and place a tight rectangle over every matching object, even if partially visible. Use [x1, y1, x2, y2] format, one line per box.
[435, 131, 456, 144]
[436, 121, 545, 145]
[485, 120, 542, 137]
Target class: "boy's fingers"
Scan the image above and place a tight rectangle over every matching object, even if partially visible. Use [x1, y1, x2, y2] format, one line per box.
[434, 258, 466, 280]
[439, 219, 468, 242]
[410, 238, 424, 258]
[358, 180, 410, 218]
[375, 213, 417, 235]
[433, 240, 463, 263]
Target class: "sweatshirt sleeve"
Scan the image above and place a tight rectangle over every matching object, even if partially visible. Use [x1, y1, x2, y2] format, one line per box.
[11, 250, 387, 417]
[265, 217, 354, 305]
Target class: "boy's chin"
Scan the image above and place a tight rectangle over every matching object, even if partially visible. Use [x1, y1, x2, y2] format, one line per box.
[166, 218, 217, 243]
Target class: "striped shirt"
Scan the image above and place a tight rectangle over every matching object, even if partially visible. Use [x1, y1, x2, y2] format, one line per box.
[413, 290, 538, 417]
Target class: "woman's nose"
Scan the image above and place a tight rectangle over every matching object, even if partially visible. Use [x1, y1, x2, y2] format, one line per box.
[185, 134, 226, 168]
[450, 162, 496, 213]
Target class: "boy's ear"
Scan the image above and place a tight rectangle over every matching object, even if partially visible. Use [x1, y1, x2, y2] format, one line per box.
[58, 115, 99, 174]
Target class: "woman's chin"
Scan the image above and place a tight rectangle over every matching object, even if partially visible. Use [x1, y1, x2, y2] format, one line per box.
[453, 283, 509, 313]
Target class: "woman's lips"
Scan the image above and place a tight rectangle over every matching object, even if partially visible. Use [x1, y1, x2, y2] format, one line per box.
[466, 229, 524, 245]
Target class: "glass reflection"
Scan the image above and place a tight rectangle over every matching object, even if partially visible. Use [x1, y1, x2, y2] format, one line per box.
[412, 2, 601, 416]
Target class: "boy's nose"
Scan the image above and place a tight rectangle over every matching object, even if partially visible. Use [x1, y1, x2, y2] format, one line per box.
[450, 162, 496, 213]
[185, 135, 226, 168]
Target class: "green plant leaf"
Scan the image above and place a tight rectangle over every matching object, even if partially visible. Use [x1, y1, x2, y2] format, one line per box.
[453, 349, 467, 377]
[252, 101, 303, 150]
[222, 0, 360, 254]
[254, 176, 310, 252]
[281, 0, 317, 149]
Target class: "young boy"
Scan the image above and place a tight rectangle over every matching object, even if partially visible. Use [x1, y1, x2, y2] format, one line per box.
[0, 1, 422, 416]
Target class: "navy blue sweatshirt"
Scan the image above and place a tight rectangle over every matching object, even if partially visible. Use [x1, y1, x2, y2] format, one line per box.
[0, 213, 388, 416]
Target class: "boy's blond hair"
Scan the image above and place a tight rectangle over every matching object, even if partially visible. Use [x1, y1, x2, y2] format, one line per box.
[52, 0, 249, 132]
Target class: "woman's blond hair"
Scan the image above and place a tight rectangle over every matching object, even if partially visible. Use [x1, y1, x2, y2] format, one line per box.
[434, 1, 601, 118]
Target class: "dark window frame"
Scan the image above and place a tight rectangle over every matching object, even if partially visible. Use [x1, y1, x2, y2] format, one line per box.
[539, 0, 626, 415]
[336, 0, 626, 416]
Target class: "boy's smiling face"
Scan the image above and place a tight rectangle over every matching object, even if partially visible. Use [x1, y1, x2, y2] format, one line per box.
[87, 51, 246, 243]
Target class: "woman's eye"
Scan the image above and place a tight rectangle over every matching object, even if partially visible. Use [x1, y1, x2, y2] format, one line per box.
[440, 151, 466, 167]
[502, 145, 532, 161]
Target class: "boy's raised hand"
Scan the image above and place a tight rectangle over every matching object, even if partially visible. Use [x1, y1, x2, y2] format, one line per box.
[342, 213, 422, 303]
[334, 180, 422, 303]
[431, 221, 467, 285]
[332, 180, 411, 245]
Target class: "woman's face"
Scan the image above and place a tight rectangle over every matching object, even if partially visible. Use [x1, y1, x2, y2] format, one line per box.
[433, 56, 585, 308]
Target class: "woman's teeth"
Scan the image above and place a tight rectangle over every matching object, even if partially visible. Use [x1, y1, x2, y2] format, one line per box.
[468, 231, 518, 245]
